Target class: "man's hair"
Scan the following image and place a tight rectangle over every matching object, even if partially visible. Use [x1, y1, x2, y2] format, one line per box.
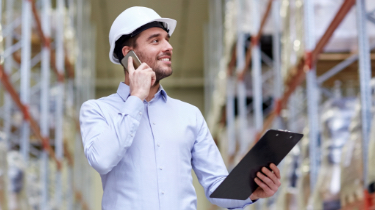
[114, 34, 140, 64]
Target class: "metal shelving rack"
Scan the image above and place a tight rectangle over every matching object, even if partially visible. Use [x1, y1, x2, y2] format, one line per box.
[205, 0, 374, 209]
[0, 0, 96, 209]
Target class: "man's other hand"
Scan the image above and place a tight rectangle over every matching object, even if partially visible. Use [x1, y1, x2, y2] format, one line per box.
[249, 163, 281, 201]
[128, 57, 156, 101]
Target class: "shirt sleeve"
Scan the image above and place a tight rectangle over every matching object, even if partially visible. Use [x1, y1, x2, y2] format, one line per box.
[79, 96, 143, 175]
[191, 108, 253, 209]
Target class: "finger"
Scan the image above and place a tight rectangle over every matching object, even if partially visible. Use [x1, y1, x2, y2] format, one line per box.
[127, 57, 135, 74]
[270, 164, 281, 179]
[257, 172, 277, 191]
[262, 167, 281, 186]
[149, 72, 156, 86]
[254, 177, 273, 195]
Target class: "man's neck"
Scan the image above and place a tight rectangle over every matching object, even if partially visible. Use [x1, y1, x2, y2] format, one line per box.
[124, 73, 160, 102]
[145, 82, 160, 102]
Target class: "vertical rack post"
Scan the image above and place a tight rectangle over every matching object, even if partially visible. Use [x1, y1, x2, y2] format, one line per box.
[303, 0, 319, 192]
[215, 0, 223, 79]
[20, 0, 32, 161]
[66, 0, 75, 208]
[251, 0, 263, 132]
[236, 0, 247, 153]
[226, 76, 236, 161]
[3, 0, 14, 150]
[272, 0, 282, 129]
[55, 0, 65, 205]
[225, 0, 236, 162]
[82, 0, 91, 202]
[75, 0, 83, 206]
[75, 0, 83, 109]
[355, 0, 372, 187]
[40, 0, 51, 208]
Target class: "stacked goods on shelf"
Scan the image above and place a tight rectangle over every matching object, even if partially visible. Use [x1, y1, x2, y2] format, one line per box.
[340, 80, 375, 209]
[296, 129, 311, 210]
[0, 0, 93, 208]
[271, 90, 307, 210]
[7, 151, 26, 210]
[205, 0, 374, 209]
[280, 0, 304, 83]
[272, 147, 301, 210]
[308, 91, 356, 210]
[340, 99, 365, 208]
[25, 159, 42, 209]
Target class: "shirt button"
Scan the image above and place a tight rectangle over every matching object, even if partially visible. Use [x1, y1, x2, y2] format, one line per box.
[157, 144, 160, 147]
[159, 167, 162, 170]
[139, 112, 142, 115]
[161, 192, 164, 195]
[153, 122, 156, 125]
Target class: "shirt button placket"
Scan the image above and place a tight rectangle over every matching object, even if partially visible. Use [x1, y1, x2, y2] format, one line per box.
[148, 102, 163, 208]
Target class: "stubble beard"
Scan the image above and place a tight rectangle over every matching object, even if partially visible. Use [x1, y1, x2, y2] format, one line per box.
[135, 50, 173, 85]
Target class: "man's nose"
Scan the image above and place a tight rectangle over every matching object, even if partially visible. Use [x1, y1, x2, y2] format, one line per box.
[162, 40, 173, 52]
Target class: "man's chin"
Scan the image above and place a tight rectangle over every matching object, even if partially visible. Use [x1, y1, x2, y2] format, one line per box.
[155, 68, 173, 82]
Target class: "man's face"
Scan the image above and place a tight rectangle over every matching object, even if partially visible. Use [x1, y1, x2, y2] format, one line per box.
[133, 27, 173, 83]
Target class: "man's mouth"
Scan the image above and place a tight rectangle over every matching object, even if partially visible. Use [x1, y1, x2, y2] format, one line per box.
[158, 56, 172, 64]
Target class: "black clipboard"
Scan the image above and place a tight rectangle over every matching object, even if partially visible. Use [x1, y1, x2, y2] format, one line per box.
[210, 129, 303, 200]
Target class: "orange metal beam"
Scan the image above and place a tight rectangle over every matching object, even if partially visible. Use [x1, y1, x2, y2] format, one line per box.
[250, 0, 356, 142]
[74, 190, 90, 210]
[255, 0, 273, 46]
[3, 1, 90, 208]
[30, 0, 74, 81]
[238, 0, 273, 81]
[63, 140, 74, 167]
[311, 0, 356, 63]
[227, 42, 237, 76]
[29, 2, 90, 206]
[0, 65, 62, 169]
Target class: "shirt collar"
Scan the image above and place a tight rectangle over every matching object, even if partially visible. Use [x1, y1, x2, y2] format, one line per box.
[155, 85, 168, 102]
[116, 82, 168, 102]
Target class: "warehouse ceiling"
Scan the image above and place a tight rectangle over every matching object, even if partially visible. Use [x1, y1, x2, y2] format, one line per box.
[91, 0, 208, 95]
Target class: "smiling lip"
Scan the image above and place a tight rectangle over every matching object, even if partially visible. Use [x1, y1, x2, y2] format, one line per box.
[159, 56, 171, 60]
[158, 56, 171, 64]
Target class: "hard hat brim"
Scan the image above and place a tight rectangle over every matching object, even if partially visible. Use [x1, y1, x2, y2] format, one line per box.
[109, 18, 177, 65]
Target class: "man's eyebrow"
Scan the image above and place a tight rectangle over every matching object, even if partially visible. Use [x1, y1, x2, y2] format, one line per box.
[147, 33, 170, 41]
[147, 33, 161, 41]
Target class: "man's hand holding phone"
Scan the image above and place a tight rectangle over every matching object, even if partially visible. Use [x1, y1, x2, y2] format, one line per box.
[127, 57, 156, 101]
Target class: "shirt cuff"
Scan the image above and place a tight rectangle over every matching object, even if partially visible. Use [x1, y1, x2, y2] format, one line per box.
[227, 197, 254, 209]
[119, 96, 144, 121]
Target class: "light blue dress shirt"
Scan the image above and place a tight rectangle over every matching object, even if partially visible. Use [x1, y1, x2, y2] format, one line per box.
[79, 82, 253, 210]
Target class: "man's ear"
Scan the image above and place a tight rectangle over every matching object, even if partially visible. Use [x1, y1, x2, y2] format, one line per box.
[122, 46, 132, 57]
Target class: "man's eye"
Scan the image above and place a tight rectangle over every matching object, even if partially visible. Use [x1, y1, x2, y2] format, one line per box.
[152, 39, 159, 43]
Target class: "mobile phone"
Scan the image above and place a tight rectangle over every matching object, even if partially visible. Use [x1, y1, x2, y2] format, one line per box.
[121, 50, 142, 70]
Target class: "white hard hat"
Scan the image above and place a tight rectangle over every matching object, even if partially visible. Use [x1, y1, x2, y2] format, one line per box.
[109, 6, 177, 64]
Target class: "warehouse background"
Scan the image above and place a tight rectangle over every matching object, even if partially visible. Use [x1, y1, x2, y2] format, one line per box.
[0, 0, 375, 209]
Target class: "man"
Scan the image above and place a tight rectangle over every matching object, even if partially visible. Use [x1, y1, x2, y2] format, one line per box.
[80, 6, 281, 210]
